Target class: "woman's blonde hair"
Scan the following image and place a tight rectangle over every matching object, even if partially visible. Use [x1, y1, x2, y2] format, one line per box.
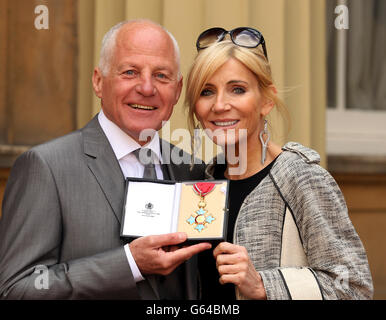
[185, 40, 289, 148]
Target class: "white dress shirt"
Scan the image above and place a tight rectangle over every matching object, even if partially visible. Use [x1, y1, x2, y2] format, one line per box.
[98, 110, 164, 282]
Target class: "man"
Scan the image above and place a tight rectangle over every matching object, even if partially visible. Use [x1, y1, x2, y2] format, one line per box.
[0, 20, 210, 299]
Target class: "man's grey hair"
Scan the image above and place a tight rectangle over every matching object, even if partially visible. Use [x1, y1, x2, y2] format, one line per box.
[98, 19, 181, 79]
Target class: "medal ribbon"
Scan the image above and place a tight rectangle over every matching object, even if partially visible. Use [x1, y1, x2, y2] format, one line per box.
[193, 182, 215, 197]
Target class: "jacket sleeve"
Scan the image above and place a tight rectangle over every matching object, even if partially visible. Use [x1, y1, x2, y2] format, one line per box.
[261, 163, 373, 300]
[0, 150, 140, 299]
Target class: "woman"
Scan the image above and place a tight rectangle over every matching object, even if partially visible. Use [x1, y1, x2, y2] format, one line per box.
[185, 27, 373, 300]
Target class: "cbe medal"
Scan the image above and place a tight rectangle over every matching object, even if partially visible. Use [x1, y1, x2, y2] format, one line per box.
[186, 182, 216, 232]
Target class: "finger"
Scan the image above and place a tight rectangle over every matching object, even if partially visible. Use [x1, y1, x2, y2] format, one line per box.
[217, 263, 240, 276]
[216, 253, 242, 267]
[219, 274, 239, 286]
[213, 242, 240, 258]
[145, 232, 187, 248]
[168, 242, 212, 266]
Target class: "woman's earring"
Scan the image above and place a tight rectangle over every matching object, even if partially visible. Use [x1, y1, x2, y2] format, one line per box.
[259, 119, 270, 165]
[191, 123, 202, 169]
[193, 123, 202, 154]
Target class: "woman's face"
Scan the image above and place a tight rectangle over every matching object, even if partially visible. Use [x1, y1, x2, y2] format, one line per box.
[194, 58, 271, 147]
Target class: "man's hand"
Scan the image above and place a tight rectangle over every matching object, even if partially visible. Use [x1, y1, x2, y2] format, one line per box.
[130, 232, 211, 276]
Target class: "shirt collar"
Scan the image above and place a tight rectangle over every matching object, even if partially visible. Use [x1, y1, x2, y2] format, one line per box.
[98, 110, 162, 163]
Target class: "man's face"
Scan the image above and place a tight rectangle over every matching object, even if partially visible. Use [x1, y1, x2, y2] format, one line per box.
[93, 23, 182, 144]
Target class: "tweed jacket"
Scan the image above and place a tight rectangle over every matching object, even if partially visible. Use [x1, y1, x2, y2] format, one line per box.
[206, 142, 373, 300]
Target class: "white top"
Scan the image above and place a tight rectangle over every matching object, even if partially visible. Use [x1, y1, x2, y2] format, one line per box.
[98, 110, 165, 282]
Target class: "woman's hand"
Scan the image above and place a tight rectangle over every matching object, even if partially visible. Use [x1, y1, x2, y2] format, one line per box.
[213, 242, 267, 300]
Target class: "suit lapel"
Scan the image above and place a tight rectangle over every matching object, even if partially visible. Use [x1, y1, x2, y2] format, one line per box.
[82, 116, 125, 224]
[82, 118, 172, 298]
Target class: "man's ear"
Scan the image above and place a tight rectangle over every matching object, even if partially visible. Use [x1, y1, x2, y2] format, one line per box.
[174, 76, 183, 104]
[261, 85, 277, 117]
[92, 67, 103, 99]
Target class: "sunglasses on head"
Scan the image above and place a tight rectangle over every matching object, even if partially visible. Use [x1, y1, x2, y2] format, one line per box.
[196, 27, 268, 60]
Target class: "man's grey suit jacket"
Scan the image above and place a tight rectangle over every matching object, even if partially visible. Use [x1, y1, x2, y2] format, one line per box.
[0, 116, 205, 299]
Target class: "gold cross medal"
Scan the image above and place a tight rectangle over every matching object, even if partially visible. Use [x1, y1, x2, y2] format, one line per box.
[186, 182, 216, 232]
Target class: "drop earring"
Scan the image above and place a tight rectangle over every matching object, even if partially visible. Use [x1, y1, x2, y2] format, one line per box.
[194, 123, 202, 153]
[259, 119, 270, 165]
[190, 123, 202, 169]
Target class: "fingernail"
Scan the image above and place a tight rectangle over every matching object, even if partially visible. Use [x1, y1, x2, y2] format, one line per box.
[178, 232, 187, 240]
